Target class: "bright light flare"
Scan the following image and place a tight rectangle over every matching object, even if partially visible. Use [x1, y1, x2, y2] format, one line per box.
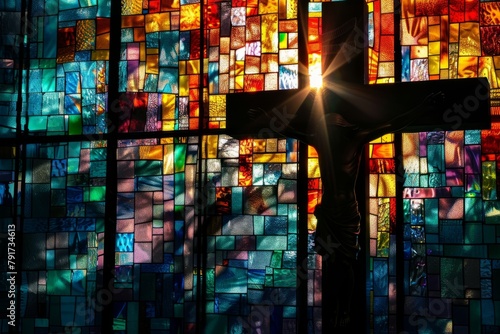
[310, 74, 323, 89]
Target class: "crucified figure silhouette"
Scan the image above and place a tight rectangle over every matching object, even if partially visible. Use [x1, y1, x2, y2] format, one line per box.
[247, 82, 447, 329]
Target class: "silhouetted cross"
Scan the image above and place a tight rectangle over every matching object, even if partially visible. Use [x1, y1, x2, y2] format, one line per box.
[226, 0, 491, 331]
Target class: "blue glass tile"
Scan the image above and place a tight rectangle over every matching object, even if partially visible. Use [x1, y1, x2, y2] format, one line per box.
[264, 216, 287, 235]
[116, 233, 134, 252]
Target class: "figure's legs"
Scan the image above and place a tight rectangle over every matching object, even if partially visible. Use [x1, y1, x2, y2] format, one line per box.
[312, 91, 445, 329]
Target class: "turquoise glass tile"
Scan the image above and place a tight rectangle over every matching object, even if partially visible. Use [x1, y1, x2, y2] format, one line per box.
[215, 266, 247, 293]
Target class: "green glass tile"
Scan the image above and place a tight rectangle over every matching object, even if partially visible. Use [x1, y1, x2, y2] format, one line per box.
[288, 234, 297, 250]
[465, 197, 484, 221]
[28, 116, 47, 132]
[89, 186, 105, 201]
[151, 319, 170, 330]
[274, 268, 296, 287]
[425, 199, 438, 233]
[43, 93, 60, 115]
[215, 266, 246, 293]
[470, 300, 481, 333]
[232, 187, 243, 214]
[254, 215, 264, 234]
[67, 158, 79, 174]
[135, 160, 162, 176]
[465, 224, 482, 244]
[112, 318, 126, 331]
[216, 236, 235, 250]
[265, 274, 273, 287]
[440, 258, 463, 298]
[68, 115, 82, 135]
[271, 251, 282, 268]
[174, 145, 186, 172]
[256, 236, 287, 250]
[127, 302, 139, 333]
[47, 270, 71, 295]
[205, 315, 228, 334]
[488, 245, 500, 259]
[485, 201, 500, 224]
[443, 245, 486, 258]
[484, 225, 496, 243]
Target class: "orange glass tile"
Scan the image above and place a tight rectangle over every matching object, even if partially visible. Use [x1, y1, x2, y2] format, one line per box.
[246, 16, 261, 41]
[371, 143, 394, 158]
[180, 4, 201, 31]
[122, 15, 144, 28]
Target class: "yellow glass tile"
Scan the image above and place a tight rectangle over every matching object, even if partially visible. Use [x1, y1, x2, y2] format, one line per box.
[429, 41, 440, 55]
[76, 20, 95, 51]
[161, 94, 176, 120]
[259, 0, 278, 14]
[307, 158, 321, 178]
[458, 56, 478, 78]
[254, 139, 266, 152]
[440, 69, 449, 79]
[261, 14, 279, 53]
[429, 25, 440, 41]
[179, 75, 189, 96]
[279, 33, 288, 48]
[479, 56, 499, 89]
[367, 1, 374, 13]
[378, 174, 396, 197]
[160, 138, 174, 144]
[253, 153, 286, 163]
[429, 55, 440, 75]
[146, 55, 158, 74]
[163, 144, 174, 174]
[369, 174, 378, 197]
[140, 42, 146, 61]
[377, 232, 389, 257]
[91, 50, 109, 60]
[459, 22, 481, 56]
[308, 214, 317, 231]
[286, 0, 297, 19]
[180, 3, 201, 31]
[235, 75, 244, 90]
[449, 23, 459, 43]
[411, 45, 428, 58]
[381, 0, 394, 13]
[187, 60, 200, 74]
[235, 60, 244, 76]
[122, 0, 142, 15]
[162, 121, 175, 131]
[139, 145, 163, 160]
[204, 135, 218, 159]
[145, 13, 170, 33]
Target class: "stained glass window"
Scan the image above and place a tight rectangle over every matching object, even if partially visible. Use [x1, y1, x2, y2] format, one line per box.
[2, 0, 500, 333]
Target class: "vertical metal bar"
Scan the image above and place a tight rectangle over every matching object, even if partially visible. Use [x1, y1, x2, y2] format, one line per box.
[196, 0, 207, 331]
[13, 0, 30, 331]
[393, 0, 405, 332]
[102, 0, 121, 330]
[297, 0, 310, 332]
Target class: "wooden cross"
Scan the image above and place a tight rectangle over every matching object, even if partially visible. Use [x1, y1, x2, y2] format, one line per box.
[226, 0, 491, 332]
